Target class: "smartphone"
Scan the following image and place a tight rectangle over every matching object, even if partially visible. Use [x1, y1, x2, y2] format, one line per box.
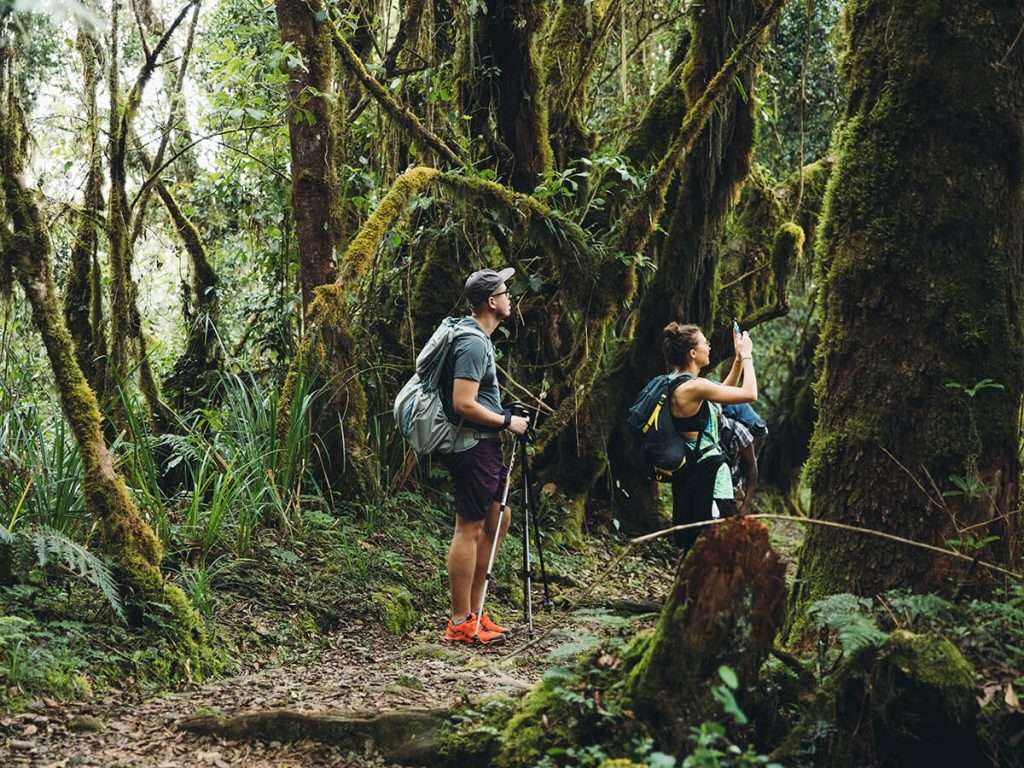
[732, 319, 741, 335]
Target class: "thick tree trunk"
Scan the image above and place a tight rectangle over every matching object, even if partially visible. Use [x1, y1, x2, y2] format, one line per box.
[542, 0, 618, 179]
[276, 0, 339, 310]
[792, 0, 1024, 611]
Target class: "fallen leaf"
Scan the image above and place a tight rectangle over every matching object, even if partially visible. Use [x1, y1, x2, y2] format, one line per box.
[978, 683, 1002, 708]
[1006, 683, 1020, 709]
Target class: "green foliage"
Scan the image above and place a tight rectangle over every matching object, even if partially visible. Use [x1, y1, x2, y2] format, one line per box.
[1, 523, 125, 623]
[29, 527, 125, 623]
[0, 615, 92, 705]
[756, 0, 843, 176]
[711, 666, 746, 726]
[808, 593, 889, 656]
[0, 398, 85, 536]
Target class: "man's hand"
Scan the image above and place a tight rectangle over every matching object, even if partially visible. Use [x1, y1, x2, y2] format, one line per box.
[508, 415, 530, 435]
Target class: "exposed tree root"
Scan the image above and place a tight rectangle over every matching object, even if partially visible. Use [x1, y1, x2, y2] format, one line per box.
[178, 707, 452, 765]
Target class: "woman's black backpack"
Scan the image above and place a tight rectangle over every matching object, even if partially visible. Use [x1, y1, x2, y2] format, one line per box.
[627, 373, 709, 482]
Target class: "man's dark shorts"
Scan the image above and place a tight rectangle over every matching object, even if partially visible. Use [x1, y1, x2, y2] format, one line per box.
[445, 438, 508, 522]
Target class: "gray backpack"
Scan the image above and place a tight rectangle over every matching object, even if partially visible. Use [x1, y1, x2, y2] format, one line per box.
[393, 318, 491, 456]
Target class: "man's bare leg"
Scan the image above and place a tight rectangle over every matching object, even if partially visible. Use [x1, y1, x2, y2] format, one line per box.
[471, 500, 511, 611]
[448, 515, 484, 621]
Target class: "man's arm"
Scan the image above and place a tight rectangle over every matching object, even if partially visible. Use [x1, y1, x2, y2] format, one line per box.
[453, 378, 529, 435]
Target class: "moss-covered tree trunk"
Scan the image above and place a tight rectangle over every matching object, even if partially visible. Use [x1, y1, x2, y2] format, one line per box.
[0, 37, 207, 670]
[64, 28, 105, 397]
[276, 0, 339, 311]
[456, 0, 552, 191]
[541, 0, 617, 181]
[792, 0, 1024, 612]
[105, 0, 189, 431]
[627, 518, 787, 754]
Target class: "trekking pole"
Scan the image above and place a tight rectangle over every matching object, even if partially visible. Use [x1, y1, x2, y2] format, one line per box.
[519, 432, 553, 610]
[520, 433, 535, 638]
[472, 445, 517, 640]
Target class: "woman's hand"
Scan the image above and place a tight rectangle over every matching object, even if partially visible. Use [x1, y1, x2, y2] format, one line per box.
[736, 331, 753, 360]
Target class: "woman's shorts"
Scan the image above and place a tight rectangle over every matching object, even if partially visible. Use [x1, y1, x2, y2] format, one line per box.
[444, 438, 508, 522]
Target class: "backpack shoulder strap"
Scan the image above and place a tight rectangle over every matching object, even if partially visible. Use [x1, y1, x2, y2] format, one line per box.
[667, 372, 694, 394]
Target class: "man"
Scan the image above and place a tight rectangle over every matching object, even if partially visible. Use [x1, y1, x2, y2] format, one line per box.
[441, 267, 529, 645]
[722, 402, 768, 456]
[718, 407, 759, 516]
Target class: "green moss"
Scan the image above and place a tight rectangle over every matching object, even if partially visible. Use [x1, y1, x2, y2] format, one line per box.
[373, 586, 417, 636]
[776, 631, 981, 766]
[340, 166, 440, 283]
[438, 695, 519, 765]
[497, 675, 582, 767]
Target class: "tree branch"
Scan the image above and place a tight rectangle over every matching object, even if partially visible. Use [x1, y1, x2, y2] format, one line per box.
[329, 19, 466, 167]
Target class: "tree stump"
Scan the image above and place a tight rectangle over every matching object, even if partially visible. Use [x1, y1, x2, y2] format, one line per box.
[473, 517, 788, 766]
[626, 516, 787, 754]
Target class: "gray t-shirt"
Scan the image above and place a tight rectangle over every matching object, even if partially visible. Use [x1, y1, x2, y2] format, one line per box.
[443, 317, 502, 429]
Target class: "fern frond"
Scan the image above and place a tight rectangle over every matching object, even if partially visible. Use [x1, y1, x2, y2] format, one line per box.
[809, 593, 889, 655]
[31, 527, 126, 623]
[0, 521, 13, 545]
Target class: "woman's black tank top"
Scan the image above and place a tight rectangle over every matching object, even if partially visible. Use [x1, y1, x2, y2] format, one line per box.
[672, 398, 710, 434]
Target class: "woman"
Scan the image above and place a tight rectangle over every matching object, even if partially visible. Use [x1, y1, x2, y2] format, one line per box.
[663, 322, 756, 550]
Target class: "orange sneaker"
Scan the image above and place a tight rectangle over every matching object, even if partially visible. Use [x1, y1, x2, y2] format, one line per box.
[443, 617, 506, 645]
[478, 612, 509, 635]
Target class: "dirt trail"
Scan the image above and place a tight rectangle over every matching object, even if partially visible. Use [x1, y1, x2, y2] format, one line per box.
[1, 602, 657, 767]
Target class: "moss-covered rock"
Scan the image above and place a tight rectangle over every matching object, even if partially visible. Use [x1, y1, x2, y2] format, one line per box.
[775, 631, 982, 767]
[373, 586, 417, 636]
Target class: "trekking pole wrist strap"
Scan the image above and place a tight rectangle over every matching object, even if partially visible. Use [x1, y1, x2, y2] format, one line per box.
[503, 412, 512, 429]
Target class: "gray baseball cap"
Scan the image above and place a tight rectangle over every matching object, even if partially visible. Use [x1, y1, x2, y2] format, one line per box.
[464, 267, 515, 305]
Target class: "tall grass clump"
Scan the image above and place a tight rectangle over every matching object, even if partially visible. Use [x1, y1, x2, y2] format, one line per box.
[0, 399, 85, 537]
[169, 372, 328, 561]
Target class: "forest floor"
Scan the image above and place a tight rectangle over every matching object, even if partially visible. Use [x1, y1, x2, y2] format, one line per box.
[4, 510, 781, 768]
